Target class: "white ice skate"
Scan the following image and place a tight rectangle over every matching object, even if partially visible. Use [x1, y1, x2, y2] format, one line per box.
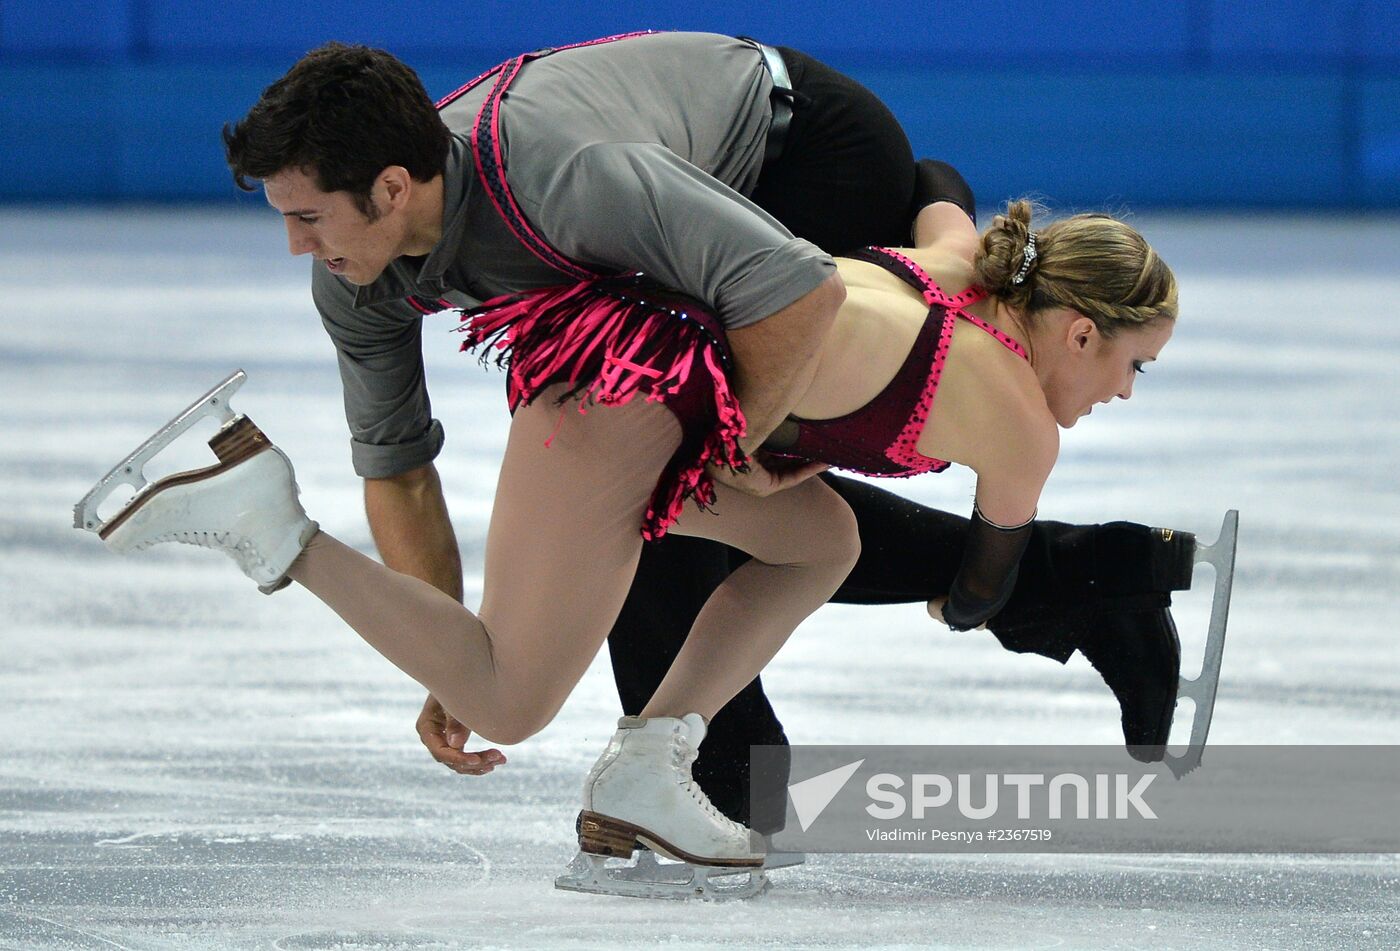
[554, 713, 775, 900]
[74, 370, 318, 594]
[1166, 509, 1239, 779]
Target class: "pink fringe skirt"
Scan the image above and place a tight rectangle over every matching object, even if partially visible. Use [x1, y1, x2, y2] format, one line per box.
[456, 274, 748, 541]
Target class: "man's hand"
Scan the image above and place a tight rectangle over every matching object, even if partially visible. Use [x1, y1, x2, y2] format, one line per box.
[416, 693, 506, 776]
[708, 455, 829, 498]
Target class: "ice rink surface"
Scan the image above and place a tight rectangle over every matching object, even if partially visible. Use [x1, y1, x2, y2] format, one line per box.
[1, 208, 1397, 949]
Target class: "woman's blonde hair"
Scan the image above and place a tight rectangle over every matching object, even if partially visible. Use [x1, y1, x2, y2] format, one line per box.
[973, 199, 1177, 337]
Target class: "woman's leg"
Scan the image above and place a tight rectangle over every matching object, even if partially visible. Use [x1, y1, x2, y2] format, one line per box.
[640, 476, 861, 721]
[288, 387, 683, 745]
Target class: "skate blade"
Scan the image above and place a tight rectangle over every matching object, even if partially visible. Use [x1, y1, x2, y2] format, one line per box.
[1165, 509, 1239, 779]
[633, 842, 805, 876]
[553, 851, 772, 901]
[757, 847, 806, 871]
[74, 370, 249, 535]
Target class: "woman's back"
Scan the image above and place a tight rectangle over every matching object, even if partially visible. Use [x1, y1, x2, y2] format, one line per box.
[784, 244, 1051, 476]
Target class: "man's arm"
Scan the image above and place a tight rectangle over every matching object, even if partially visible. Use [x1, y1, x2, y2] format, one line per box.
[365, 464, 506, 776]
[313, 265, 501, 774]
[364, 463, 462, 599]
[726, 271, 845, 451]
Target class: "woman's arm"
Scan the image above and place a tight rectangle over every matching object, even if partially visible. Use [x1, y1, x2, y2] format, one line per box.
[971, 418, 1058, 529]
[939, 406, 1058, 631]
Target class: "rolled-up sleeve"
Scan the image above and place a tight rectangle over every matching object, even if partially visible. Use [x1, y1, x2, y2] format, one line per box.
[312, 263, 445, 478]
[526, 142, 836, 330]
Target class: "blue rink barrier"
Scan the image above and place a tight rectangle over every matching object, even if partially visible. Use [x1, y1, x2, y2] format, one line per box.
[1, 0, 1397, 206]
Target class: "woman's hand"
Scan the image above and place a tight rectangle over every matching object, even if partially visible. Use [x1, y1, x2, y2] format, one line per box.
[926, 597, 947, 624]
[708, 454, 829, 498]
[416, 693, 507, 776]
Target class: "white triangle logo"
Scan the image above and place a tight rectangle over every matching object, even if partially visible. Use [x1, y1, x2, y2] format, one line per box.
[788, 759, 865, 832]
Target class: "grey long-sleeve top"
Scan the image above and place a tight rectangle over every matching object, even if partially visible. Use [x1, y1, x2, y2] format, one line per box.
[311, 31, 836, 478]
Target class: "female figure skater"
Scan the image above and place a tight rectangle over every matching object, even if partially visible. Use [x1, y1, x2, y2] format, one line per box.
[84, 198, 1176, 869]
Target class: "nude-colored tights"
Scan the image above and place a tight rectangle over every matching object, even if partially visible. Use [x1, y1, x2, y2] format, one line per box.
[287, 387, 858, 745]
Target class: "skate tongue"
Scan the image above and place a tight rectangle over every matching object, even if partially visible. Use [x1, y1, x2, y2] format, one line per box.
[680, 712, 707, 745]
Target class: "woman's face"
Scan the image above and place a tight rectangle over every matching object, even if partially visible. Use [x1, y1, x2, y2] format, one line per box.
[1041, 315, 1174, 428]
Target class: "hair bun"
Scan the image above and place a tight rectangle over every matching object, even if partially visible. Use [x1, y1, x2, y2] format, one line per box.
[971, 200, 1178, 338]
[973, 199, 1040, 306]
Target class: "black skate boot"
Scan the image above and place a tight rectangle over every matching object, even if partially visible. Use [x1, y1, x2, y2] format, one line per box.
[990, 522, 1197, 755]
[1077, 606, 1182, 762]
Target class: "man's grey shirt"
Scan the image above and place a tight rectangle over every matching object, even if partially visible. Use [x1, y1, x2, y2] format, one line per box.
[311, 31, 836, 478]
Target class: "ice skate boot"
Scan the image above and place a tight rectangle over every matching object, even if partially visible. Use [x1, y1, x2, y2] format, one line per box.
[990, 512, 1237, 776]
[1078, 607, 1181, 763]
[1072, 513, 1238, 775]
[687, 713, 793, 836]
[74, 370, 318, 594]
[556, 714, 770, 900]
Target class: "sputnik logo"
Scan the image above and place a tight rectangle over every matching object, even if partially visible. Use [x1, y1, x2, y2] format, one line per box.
[787, 759, 865, 832]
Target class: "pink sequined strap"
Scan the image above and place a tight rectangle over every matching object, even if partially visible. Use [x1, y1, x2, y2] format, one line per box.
[864, 247, 986, 309]
[435, 61, 507, 110]
[436, 31, 658, 109]
[862, 247, 1026, 360]
[462, 32, 659, 281]
[958, 312, 1028, 360]
[470, 56, 600, 281]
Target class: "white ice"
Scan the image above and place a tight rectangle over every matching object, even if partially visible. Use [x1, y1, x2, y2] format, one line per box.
[0, 208, 1397, 949]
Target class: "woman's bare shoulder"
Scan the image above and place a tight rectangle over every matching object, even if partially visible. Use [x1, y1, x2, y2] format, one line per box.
[938, 325, 1058, 469]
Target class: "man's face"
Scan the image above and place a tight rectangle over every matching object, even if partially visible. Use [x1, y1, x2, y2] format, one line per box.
[263, 167, 404, 286]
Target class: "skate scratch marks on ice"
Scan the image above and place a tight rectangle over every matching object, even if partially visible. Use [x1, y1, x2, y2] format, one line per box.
[15, 914, 140, 951]
[95, 829, 178, 847]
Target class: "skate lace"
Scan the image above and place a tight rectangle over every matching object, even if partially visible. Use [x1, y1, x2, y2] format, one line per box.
[670, 731, 748, 836]
[137, 531, 267, 574]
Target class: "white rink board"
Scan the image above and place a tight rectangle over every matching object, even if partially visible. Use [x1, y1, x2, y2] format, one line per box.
[1, 208, 1397, 949]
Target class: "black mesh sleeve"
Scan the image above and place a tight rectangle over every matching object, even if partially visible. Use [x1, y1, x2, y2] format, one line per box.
[941, 506, 1034, 631]
[911, 158, 977, 225]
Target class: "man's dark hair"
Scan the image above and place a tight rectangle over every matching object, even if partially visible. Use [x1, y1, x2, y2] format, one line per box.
[223, 42, 451, 218]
